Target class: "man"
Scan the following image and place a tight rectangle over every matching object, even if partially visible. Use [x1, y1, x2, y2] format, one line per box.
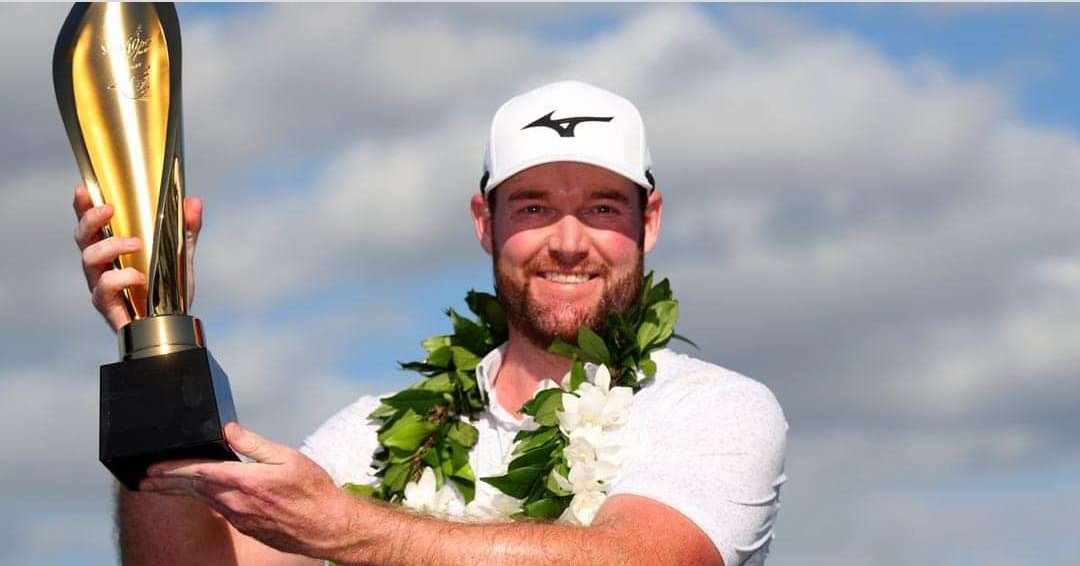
[72, 81, 787, 565]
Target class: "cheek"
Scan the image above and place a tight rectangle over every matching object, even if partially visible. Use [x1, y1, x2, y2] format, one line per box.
[590, 230, 640, 266]
[496, 228, 548, 266]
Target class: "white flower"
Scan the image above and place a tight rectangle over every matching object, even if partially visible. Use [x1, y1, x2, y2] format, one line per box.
[551, 470, 574, 493]
[464, 492, 522, 522]
[558, 365, 634, 435]
[563, 434, 597, 467]
[402, 467, 460, 517]
[549, 363, 634, 526]
[559, 488, 607, 525]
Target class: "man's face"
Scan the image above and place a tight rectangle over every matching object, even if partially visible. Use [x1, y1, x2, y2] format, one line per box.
[471, 162, 662, 349]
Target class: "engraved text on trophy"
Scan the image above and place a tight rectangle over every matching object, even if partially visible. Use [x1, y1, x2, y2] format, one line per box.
[101, 25, 151, 100]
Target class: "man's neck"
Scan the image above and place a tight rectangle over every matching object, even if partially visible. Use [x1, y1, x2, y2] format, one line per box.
[494, 327, 574, 419]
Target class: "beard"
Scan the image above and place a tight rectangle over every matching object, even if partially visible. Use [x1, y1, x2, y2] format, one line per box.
[493, 249, 644, 350]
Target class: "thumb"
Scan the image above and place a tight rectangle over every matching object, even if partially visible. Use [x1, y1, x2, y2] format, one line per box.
[225, 422, 285, 464]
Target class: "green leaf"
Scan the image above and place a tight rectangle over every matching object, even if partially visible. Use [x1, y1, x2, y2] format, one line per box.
[636, 314, 661, 354]
[523, 497, 566, 520]
[545, 470, 573, 497]
[342, 483, 376, 498]
[569, 359, 587, 391]
[548, 338, 582, 360]
[671, 332, 699, 349]
[519, 388, 563, 427]
[416, 372, 454, 394]
[451, 346, 481, 371]
[447, 440, 469, 471]
[646, 300, 678, 350]
[447, 420, 479, 448]
[458, 371, 478, 392]
[448, 474, 476, 503]
[508, 441, 558, 471]
[367, 403, 397, 420]
[441, 455, 454, 480]
[382, 463, 411, 492]
[577, 327, 611, 365]
[380, 388, 446, 413]
[448, 308, 486, 352]
[640, 271, 655, 302]
[481, 465, 545, 499]
[452, 458, 475, 481]
[638, 357, 657, 378]
[398, 361, 447, 376]
[377, 409, 437, 454]
[420, 335, 451, 354]
[427, 345, 453, 367]
[512, 427, 560, 455]
[645, 277, 672, 305]
[421, 448, 439, 468]
[466, 290, 507, 339]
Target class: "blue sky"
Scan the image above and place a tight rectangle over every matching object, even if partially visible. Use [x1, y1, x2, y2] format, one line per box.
[766, 3, 1080, 130]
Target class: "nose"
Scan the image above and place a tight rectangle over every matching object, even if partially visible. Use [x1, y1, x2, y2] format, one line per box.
[548, 214, 589, 264]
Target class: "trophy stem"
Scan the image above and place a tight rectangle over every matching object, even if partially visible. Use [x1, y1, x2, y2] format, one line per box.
[119, 314, 204, 360]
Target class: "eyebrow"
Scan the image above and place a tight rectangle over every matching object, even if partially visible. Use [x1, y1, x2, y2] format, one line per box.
[588, 190, 631, 204]
[506, 189, 548, 202]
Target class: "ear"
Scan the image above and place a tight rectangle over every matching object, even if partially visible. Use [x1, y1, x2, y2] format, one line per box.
[642, 189, 663, 254]
[471, 192, 494, 255]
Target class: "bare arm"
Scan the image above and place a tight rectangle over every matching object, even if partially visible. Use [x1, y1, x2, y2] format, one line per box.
[330, 493, 723, 566]
[144, 425, 724, 566]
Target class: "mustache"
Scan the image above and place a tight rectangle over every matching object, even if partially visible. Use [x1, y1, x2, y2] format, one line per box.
[524, 257, 611, 276]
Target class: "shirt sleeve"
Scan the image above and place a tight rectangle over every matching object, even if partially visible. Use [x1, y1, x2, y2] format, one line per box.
[607, 371, 788, 566]
[299, 394, 386, 487]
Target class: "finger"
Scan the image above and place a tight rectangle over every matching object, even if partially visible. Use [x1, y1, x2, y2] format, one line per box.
[73, 185, 93, 220]
[93, 268, 146, 305]
[225, 422, 287, 465]
[139, 477, 234, 515]
[151, 460, 247, 484]
[140, 476, 204, 498]
[148, 458, 228, 477]
[82, 236, 141, 270]
[184, 196, 203, 244]
[74, 203, 114, 249]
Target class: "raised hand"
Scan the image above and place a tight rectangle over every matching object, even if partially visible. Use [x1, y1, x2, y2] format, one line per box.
[72, 185, 203, 331]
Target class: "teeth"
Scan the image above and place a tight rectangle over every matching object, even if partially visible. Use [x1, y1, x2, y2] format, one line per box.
[544, 273, 591, 284]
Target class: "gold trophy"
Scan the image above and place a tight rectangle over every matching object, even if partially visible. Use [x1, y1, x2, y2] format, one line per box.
[53, 2, 238, 490]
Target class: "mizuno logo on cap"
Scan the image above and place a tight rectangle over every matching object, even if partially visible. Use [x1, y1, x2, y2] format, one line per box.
[522, 111, 614, 138]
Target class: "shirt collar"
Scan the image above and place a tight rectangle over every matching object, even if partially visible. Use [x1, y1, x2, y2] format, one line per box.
[476, 343, 560, 428]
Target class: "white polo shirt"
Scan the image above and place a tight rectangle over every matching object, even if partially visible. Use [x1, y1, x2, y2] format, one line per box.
[300, 348, 787, 566]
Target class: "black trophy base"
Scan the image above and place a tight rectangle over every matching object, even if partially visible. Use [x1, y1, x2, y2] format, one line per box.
[100, 347, 239, 491]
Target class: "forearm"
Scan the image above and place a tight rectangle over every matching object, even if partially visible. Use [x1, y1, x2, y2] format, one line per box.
[328, 501, 639, 566]
[116, 483, 238, 566]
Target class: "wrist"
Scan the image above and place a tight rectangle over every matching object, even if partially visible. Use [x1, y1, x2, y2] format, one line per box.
[317, 490, 383, 565]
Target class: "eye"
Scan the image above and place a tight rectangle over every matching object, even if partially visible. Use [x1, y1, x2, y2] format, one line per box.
[512, 204, 550, 220]
[589, 203, 625, 216]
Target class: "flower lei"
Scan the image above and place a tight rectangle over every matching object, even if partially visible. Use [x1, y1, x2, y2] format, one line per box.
[342, 272, 688, 524]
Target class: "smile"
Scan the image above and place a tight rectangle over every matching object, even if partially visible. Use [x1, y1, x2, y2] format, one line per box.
[541, 272, 596, 284]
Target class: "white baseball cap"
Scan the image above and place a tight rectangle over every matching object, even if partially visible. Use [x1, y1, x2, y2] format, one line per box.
[480, 80, 655, 194]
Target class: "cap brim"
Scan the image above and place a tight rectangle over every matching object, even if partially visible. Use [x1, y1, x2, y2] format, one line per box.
[483, 154, 652, 194]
